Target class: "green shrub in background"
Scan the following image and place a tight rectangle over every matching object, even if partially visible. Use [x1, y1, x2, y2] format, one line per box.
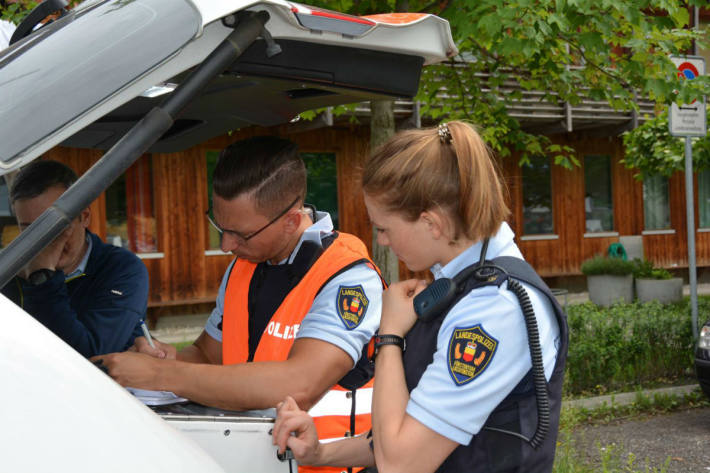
[580, 256, 634, 276]
[564, 298, 699, 396]
[631, 258, 673, 280]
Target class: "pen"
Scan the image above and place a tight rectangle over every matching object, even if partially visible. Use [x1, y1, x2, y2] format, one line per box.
[141, 321, 156, 349]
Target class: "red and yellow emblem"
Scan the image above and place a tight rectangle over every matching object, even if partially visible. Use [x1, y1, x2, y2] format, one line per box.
[336, 285, 369, 330]
[447, 325, 498, 386]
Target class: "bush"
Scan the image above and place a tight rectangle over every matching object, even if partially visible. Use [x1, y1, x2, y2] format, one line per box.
[631, 259, 673, 280]
[580, 256, 634, 276]
[564, 298, 699, 396]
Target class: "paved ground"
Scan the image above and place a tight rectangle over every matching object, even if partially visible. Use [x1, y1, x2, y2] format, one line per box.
[570, 405, 710, 472]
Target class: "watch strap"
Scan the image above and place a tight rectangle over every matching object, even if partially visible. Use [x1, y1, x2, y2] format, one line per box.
[368, 334, 406, 362]
[374, 334, 405, 350]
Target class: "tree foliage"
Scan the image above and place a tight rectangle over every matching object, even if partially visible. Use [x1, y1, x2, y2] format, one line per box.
[1, 1, 37, 23]
[420, 0, 708, 168]
[304, 1, 707, 170]
[621, 110, 710, 178]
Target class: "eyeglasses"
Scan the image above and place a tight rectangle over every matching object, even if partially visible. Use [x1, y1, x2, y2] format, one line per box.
[206, 196, 300, 244]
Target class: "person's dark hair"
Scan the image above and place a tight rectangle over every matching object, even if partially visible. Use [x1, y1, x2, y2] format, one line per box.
[213, 136, 306, 214]
[10, 159, 78, 203]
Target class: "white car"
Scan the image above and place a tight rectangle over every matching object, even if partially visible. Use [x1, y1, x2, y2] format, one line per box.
[0, 0, 455, 471]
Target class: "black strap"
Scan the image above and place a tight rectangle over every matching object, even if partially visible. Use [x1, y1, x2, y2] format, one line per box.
[489, 256, 561, 309]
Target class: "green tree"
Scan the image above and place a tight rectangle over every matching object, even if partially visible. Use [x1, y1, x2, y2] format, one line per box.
[420, 0, 708, 168]
[622, 109, 710, 178]
[304, 1, 707, 171]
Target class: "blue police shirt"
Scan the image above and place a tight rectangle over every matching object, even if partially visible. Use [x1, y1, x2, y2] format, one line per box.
[406, 222, 561, 445]
[205, 210, 382, 366]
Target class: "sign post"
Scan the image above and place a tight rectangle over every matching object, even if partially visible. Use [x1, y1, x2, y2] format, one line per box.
[669, 55, 706, 339]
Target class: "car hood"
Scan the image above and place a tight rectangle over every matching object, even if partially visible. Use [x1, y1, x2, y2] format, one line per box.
[0, 0, 456, 176]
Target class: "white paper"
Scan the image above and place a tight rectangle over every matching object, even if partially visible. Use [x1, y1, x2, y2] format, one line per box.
[126, 387, 188, 406]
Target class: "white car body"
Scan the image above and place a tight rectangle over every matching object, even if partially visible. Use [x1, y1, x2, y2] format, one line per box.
[0, 0, 455, 470]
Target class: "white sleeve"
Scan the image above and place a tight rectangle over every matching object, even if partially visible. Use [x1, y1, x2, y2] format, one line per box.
[406, 283, 559, 445]
[296, 263, 383, 366]
[204, 260, 236, 343]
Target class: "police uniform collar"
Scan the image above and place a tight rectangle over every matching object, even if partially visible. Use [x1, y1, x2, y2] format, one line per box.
[430, 223, 515, 281]
[272, 205, 335, 265]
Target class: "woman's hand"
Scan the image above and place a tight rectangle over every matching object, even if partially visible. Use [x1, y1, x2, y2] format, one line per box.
[272, 396, 322, 465]
[379, 279, 428, 337]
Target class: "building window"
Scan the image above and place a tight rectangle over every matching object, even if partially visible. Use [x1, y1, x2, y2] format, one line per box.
[699, 169, 710, 228]
[643, 174, 670, 230]
[584, 155, 614, 232]
[302, 152, 338, 229]
[521, 156, 553, 235]
[105, 156, 158, 253]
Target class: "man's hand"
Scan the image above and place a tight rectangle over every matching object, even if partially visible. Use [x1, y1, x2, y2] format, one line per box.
[91, 352, 164, 389]
[273, 396, 322, 466]
[379, 279, 428, 337]
[130, 336, 177, 360]
[19, 230, 70, 279]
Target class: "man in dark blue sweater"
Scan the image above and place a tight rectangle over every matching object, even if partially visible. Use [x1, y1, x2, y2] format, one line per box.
[1, 160, 148, 357]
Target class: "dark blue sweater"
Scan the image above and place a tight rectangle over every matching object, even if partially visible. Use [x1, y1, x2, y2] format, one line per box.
[2, 231, 148, 357]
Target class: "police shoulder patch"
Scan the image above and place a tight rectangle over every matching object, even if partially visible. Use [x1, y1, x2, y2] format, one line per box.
[336, 284, 369, 330]
[447, 324, 498, 386]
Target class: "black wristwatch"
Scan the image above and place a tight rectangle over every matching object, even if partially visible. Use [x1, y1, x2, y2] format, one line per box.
[368, 334, 406, 361]
[27, 268, 56, 286]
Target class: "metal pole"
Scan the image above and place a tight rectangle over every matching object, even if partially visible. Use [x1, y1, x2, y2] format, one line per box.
[689, 4, 700, 339]
[685, 136, 699, 339]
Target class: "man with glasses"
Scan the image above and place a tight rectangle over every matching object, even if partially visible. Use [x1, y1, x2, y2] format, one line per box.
[97, 136, 383, 456]
[1, 160, 148, 357]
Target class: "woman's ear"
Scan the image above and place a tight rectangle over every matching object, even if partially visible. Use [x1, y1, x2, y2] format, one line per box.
[420, 210, 445, 240]
[421, 208, 458, 242]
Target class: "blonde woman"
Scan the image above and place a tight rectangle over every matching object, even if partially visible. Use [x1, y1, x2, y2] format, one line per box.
[273, 121, 568, 473]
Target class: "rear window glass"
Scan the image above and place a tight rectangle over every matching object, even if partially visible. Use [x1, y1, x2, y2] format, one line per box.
[0, 0, 199, 167]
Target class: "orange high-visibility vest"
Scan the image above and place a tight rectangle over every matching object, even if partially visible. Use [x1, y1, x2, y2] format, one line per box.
[223, 232, 380, 473]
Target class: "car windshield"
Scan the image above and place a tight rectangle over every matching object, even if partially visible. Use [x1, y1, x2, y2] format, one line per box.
[0, 0, 199, 169]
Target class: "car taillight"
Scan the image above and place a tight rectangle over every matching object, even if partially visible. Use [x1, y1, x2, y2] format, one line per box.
[290, 5, 375, 36]
[699, 325, 710, 349]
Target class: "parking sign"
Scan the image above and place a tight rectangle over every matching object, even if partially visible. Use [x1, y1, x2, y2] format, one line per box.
[669, 56, 706, 137]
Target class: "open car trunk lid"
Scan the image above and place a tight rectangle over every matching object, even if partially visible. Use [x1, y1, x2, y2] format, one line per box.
[0, 0, 455, 175]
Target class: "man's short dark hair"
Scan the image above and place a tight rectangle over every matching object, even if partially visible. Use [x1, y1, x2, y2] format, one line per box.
[10, 160, 78, 203]
[213, 136, 306, 214]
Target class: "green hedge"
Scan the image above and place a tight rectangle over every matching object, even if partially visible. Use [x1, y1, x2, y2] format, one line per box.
[564, 299, 701, 395]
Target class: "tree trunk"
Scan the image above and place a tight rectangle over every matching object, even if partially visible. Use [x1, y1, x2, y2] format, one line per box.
[369, 99, 399, 284]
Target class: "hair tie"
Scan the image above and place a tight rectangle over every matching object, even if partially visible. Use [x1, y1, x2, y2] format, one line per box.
[438, 123, 452, 144]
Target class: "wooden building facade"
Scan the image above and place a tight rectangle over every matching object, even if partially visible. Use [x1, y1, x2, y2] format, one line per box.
[3, 118, 709, 314]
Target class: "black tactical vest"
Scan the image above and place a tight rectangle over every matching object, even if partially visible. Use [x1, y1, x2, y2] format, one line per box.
[403, 256, 569, 473]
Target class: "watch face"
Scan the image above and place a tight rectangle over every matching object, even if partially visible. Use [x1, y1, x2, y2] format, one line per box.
[29, 269, 54, 285]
